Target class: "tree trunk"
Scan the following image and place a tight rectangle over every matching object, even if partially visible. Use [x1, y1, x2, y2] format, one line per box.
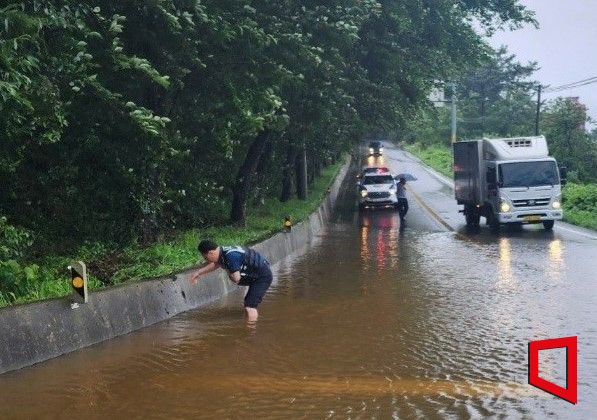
[253, 141, 273, 205]
[230, 130, 271, 225]
[140, 169, 162, 244]
[307, 153, 315, 186]
[280, 144, 297, 202]
[314, 157, 322, 178]
[296, 146, 308, 200]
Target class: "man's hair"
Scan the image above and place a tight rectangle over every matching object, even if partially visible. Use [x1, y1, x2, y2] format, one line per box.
[198, 239, 218, 254]
[399, 177, 406, 183]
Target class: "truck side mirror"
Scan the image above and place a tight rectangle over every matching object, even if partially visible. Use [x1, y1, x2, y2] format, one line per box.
[559, 166, 567, 186]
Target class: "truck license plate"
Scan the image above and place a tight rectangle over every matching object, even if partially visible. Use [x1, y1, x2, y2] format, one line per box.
[524, 215, 541, 222]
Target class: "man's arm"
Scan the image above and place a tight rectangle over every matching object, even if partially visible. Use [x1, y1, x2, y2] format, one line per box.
[228, 271, 241, 284]
[188, 262, 220, 285]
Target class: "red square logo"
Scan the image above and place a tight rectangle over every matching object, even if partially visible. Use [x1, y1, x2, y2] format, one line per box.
[528, 336, 577, 404]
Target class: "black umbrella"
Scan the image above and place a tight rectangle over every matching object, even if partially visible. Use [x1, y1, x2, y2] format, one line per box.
[395, 173, 417, 181]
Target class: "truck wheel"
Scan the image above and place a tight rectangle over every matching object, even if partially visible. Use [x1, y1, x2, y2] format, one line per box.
[543, 220, 555, 230]
[465, 205, 480, 227]
[486, 209, 500, 232]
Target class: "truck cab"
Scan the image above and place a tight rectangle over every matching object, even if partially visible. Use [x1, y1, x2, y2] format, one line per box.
[454, 136, 564, 230]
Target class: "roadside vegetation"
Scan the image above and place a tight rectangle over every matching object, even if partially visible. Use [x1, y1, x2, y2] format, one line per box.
[561, 183, 597, 231]
[0, 161, 343, 307]
[403, 143, 453, 179]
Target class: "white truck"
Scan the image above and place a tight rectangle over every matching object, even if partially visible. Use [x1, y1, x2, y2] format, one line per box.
[453, 136, 566, 230]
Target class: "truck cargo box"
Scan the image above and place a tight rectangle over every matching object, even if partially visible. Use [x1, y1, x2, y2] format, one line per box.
[454, 140, 483, 205]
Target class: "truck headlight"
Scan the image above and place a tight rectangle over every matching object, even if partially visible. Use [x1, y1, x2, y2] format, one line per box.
[360, 190, 368, 197]
[552, 201, 561, 209]
[500, 201, 511, 213]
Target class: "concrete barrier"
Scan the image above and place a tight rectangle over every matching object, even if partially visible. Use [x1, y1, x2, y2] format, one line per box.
[0, 157, 351, 374]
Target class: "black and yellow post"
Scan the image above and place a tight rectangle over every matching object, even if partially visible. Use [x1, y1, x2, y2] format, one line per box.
[68, 261, 88, 306]
[284, 216, 292, 233]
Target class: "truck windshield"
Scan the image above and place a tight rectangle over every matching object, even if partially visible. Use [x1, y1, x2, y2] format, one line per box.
[362, 175, 394, 185]
[499, 161, 559, 188]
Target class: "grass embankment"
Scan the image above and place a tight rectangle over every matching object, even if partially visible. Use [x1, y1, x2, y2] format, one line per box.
[0, 161, 345, 307]
[561, 183, 597, 230]
[404, 142, 597, 231]
[403, 142, 453, 178]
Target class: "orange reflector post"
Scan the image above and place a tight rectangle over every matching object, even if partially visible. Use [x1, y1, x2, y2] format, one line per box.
[68, 261, 88, 304]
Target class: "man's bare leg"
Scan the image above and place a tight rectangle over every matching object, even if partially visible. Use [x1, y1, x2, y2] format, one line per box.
[245, 307, 258, 322]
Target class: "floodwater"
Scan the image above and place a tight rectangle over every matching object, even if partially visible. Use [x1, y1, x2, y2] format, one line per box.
[0, 163, 595, 419]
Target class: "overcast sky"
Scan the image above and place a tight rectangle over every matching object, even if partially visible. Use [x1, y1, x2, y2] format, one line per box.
[487, 0, 597, 127]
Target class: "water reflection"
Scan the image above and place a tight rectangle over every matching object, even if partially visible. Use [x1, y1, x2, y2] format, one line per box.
[365, 155, 386, 167]
[498, 237, 514, 286]
[547, 239, 564, 283]
[360, 225, 370, 269]
[359, 210, 401, 272]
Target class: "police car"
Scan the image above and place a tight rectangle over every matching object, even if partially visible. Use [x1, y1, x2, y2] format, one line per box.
[356, 165, 390, 180]
[358, 171, 399, 210]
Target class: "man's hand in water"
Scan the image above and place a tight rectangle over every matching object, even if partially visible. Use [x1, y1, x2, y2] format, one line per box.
[189, 271, 200, 285]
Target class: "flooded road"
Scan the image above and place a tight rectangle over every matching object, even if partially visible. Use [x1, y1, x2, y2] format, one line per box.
[1, 146, 596, 418]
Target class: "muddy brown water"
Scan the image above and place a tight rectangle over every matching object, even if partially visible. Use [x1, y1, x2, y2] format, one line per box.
[1, 166, 595, 419]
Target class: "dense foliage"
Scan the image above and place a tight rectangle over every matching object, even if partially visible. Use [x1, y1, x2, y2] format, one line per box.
[1, 1, 534, 301]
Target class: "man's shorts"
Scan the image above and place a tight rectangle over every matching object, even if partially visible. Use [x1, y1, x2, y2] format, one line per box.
[242, 265, 273, 309]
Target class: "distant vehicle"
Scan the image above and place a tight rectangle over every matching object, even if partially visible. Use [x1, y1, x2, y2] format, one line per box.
[453, 136, 565, 230]
[368, 141, 384, 156]
[358, 172, 399, 210]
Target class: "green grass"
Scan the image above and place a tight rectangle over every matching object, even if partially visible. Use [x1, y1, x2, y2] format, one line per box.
[562, 182, 597, 230]
[0, 160, 345, 307]
[403, 142, 453, 178]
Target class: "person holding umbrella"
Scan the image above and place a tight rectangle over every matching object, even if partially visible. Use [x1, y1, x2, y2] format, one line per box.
[396, 177, 409, 223]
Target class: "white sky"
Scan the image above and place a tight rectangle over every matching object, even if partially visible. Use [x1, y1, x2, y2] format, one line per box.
[487, 0, 597, 127]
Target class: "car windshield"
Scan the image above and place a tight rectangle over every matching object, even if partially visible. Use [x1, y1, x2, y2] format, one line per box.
[362, 175, 394, 185]
[499, 161, 559, 187]
[369, 142, 382, 148]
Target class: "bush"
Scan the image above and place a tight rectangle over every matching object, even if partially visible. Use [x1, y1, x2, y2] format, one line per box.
[562, 183, 597, 230]
[0, 216, 38, 302]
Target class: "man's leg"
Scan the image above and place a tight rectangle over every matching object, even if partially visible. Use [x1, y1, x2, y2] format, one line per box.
[243, 273, 273, 321]
[398, 199, 407, 219]
[245, 307, 258, 322]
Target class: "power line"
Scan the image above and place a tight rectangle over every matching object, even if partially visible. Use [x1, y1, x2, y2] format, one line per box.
[543, 76, 597, 93]
[547, 79, 597, 93]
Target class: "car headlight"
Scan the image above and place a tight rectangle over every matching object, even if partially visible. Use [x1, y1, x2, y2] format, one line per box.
[379, 147, 384, 153]
[360, 190, 368, 197]
[369, 148, 374, 154]
[500, 201, 511, 213]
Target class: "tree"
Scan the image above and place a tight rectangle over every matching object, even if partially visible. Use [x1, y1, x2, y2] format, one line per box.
[542, 97, 597, 182]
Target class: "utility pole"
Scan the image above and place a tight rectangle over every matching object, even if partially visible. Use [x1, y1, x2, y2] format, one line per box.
[450, 82, 457, 143]
[535, 84, 542, 135]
